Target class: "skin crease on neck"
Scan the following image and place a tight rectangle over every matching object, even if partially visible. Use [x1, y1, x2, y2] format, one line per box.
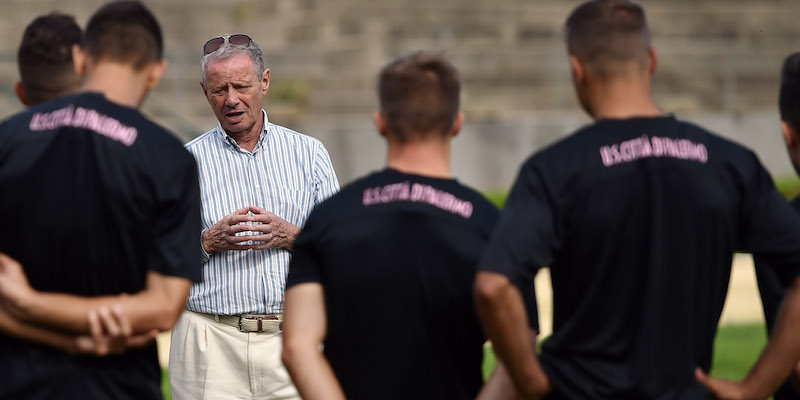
[376, 111, 464, 179]
[571, 47, 664, 121]
[201, 52, 269, 153]
[72, 45, 166, 110]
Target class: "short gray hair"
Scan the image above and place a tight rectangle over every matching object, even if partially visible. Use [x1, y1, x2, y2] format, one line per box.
[200, 34, 266, 86]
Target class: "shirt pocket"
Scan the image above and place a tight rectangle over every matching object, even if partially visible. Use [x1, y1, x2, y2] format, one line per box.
[264, 188, 314, 227]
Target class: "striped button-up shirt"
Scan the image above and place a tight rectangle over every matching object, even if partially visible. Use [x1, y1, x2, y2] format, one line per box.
[184, 110, 339, 315]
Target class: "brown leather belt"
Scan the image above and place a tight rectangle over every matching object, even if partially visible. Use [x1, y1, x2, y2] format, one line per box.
[198, 312, 282, 333]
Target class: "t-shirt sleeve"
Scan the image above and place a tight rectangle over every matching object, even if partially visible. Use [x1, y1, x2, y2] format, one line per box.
[479, 158, 560, 288]
[737, 156, 800, 285]
[313, 142, 340, 205]
[147, 151, 203, 282]
[287, 211, 324, 287]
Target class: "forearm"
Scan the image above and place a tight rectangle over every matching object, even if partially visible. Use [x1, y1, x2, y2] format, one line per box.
[0, 305, 76, 353]
[479, 331, 539, 400]
[16, 273, 191, 334]
[475, 272, 549, 397]
[479, 360, 523, 400]
[283, 346, 345, 400]
[742, 276, 800, 397]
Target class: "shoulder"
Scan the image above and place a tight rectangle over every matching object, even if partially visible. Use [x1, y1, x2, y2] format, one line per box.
[449, 181, 501, 229]
[268, 122, 326, 150]
[184, 127, 218, 152]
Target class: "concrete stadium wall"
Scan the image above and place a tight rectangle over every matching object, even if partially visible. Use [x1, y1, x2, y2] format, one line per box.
[0, 0, 798, 190]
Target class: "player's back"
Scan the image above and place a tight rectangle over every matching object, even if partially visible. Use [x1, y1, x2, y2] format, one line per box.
[509, 115, 800, 399]
[0, 92, 199, 399]
[288, 168, 498, 399]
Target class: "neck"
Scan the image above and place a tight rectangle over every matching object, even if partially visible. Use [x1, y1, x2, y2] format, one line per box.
[228, 115, 264, 153]
[80, 63, 147, 109]
[386, 137, 452, 179]
[585, 75, 663, 120]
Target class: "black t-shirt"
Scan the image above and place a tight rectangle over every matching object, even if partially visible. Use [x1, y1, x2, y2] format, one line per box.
[286, 168, 509, 399]
[0, 92, 202, 400]
[754, 196, 800, 400]
[480, 116, 800, 399]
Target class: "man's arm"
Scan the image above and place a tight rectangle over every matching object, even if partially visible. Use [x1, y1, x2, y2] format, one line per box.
[312, 142, 340, 205]
[281, 282, 345, 400]
[0, 253, 191, 334]
[478, 329, 540, 400]
[475, 271, 551, 399]
[697, 275, 800, 399]
[0, 300, 157, 356]
[0, 301, 76, 352]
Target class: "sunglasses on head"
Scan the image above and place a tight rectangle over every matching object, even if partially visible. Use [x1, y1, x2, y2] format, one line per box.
[203, 34, 253, 55]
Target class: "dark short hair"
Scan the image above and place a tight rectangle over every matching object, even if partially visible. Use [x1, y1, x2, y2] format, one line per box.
[565, 0, 651, 78]
[84, 0, 163, 70]
[780, 53, 800, 131]
[377, 51, 460, 141]
[17, 12, 82, 106]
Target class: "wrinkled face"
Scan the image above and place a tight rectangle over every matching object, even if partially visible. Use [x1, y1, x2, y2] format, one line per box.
[202, 52, 269, 137]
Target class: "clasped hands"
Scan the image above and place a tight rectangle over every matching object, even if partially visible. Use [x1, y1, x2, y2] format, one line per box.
[203, 206, 301, 253]
[0, 253, 157, 356]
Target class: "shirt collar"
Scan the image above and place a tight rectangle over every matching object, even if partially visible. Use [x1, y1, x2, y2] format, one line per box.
[214, 109, 270, 153]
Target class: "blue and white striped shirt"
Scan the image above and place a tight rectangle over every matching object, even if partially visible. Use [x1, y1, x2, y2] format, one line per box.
[184, 110, 339, 315]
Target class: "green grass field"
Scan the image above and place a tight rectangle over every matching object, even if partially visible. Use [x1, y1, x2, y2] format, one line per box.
[159, 323, 768, 399]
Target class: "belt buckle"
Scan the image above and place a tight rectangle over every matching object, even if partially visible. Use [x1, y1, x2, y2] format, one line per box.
[238, 315, 279, 333]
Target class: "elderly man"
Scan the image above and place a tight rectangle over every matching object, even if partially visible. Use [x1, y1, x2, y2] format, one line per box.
[169, 34, 339, 400]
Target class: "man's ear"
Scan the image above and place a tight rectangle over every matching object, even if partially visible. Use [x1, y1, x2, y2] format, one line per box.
[199, 80, 209, 100]
[782, 120, 798, 149]
[145, 60, 168, 91]
[72, 44, 87, 77]
[450, 111, 464, 139]
[648, 47, 658, 76]
[261, 68, 271, 95]
[374, 111, 388, 138]
[569, 55, 585, 86]
[14, 81, 30, 107]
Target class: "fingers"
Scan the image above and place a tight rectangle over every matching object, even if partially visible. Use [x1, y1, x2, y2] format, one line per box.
[87, 310, 103, 341]
[226, 223, 271, 235]
[247, 206, 271, 215]
[226, 214, 257, 225]
[244, 224, 273, 234]
[0, 253, 10, 271]
[112, 305, 132, 337]
[241, 233, 274, 243]
[97, 307, 121, 337]
[231, 207, 252, 215]
[0, 253, 22, 274]
[694, 367, 711, 387]
[87, 310, 109, 355]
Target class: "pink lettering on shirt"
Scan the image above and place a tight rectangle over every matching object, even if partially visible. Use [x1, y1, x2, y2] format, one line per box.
[599, 134, 707, 167]
[29, 105, 138, 146]
[363, 181, 474, 218]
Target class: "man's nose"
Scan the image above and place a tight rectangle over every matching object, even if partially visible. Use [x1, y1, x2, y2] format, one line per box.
[224, 87, 239, 107]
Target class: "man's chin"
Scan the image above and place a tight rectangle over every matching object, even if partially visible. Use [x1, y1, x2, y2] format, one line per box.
[222, 122, 247, 135]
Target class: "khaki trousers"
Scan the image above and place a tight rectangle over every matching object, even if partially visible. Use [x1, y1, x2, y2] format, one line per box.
[168, 310, 299, 400]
